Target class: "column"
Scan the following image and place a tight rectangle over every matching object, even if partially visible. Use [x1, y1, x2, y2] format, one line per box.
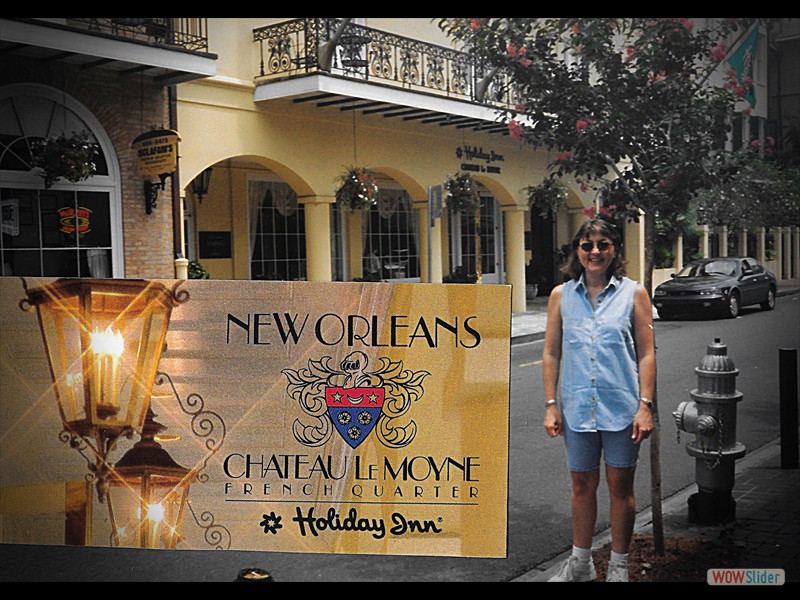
[416, 202, 442, 284]
[301, 197, 333, 282]
[347, 210, 363, 280]
[783, 227, 792, 281]
[756, 227, 766, 263]
[624, 214, 645, 284]
[673, 235, 684, 271]
[738, 227, 748, 257]
[701, 225, 710, 258]
[774, 227, 784, 279]
[719, 225, 728, 257]
[504, 206, 527, 313]
[793, 226, 799, 280]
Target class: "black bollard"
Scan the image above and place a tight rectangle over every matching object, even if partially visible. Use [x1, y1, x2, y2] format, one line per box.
[779, 348, 799, 469]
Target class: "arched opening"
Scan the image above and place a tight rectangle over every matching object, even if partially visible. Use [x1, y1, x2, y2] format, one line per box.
[1, 83, 122, 277]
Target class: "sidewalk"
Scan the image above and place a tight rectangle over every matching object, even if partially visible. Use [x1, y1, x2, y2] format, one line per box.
[510, 278, 800, 583]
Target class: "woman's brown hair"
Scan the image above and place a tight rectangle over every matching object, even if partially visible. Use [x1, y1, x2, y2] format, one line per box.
[560, 218, 627, 281]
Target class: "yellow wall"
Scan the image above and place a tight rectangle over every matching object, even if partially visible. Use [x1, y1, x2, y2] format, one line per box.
[177, 18, 589, 291]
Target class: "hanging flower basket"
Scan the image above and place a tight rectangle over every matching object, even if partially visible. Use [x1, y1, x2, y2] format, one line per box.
[445, 171, 480, 215]
[30, 131, 100, 189]
[526, 177, 568, 219]
[335, 166, 379, 211]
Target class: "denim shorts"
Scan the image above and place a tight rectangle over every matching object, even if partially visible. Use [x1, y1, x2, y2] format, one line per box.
[563, 422, 640, 472]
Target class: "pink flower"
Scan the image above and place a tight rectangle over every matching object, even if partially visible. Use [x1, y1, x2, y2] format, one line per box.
[555, 152, 573, 160]
[520, 57, 531, 67]
[625, 47, 636, 61]
[576, 119, 588, 133]
[507, 42, 517, 57]
[580, 184, 589, 193]
[710, 43, 727, 62]
[659, 178, 668, 187]
[508, 119, 524, 140]
[582, 207, 596, 218]
[750, 139, 761, 148]
[767, 136, 775, 146]
[470, 19, 481, 30]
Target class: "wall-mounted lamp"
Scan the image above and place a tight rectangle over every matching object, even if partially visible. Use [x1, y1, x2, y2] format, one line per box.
[144, 173, 173, 214]
[190, 168, 213, 204]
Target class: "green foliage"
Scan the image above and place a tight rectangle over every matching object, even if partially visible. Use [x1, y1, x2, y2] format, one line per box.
[443, 265, 478, 283]
[30, 131, 100, 189]
[444, 171, 480, 214]
[335, 166, 379, 211]
[188, 260, 210, 279]
[693, 144, 800, 230]
[439, 18, 766, 287]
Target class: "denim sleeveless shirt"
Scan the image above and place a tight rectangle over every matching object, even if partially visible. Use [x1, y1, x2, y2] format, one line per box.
[560, 275, 640, 432]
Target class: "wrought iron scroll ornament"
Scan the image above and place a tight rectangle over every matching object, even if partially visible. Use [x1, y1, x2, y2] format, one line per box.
[153, 371, 226, 483]
[187, 500, 232, 551]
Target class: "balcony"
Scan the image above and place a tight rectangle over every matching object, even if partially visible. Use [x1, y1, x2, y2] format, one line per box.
[1, 18, 216, 85]
[252, 18, 514, 135]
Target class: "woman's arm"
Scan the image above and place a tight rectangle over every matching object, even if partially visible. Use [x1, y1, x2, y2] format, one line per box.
[542, 284, 564, 437]
[631, 284, 656, 443]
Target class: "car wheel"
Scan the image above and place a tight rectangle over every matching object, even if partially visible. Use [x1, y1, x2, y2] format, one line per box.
[760, 286, 776, 311]
[726, 290, 740, 318]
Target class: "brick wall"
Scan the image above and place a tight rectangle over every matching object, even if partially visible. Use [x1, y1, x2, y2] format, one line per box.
[1, 56, 176, 279]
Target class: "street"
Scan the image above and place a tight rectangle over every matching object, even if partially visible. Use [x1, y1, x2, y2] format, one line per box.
[1, 294, 798, 582]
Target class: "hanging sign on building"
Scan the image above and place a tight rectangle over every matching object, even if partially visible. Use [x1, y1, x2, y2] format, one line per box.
[0, 278, 511, 558]
[132, 128, 180, 176]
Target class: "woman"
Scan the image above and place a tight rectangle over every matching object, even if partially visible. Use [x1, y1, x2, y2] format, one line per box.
[542, 218, 655, 582]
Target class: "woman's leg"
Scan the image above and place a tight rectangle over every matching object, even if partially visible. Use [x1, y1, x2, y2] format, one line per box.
[571, 468, 600, 549]
[606, 464, 636, 554]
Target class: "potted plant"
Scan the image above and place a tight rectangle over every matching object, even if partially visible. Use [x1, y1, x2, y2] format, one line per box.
[30, 131, 100, 189]
[444, 171, 480, 214]
[188, 260, 210, 279]
[335, 166, 379, 211]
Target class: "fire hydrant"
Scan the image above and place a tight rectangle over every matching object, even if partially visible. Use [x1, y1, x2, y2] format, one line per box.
[673, 338, 746, 524]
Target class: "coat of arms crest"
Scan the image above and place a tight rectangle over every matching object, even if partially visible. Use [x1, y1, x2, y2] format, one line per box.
[282, 352, 429, 448]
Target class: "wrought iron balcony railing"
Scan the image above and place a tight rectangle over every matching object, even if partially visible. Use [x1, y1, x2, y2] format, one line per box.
[253, 18, 515, 108]
[65, 18, 210, 53]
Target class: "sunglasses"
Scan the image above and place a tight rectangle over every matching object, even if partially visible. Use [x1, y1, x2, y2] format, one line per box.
[578, 240, 612, 252]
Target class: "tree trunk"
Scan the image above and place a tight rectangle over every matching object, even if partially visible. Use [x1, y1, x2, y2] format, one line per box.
[643, 209, 666, 556]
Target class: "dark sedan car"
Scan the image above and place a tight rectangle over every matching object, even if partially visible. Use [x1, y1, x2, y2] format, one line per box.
[653, 257, 777, 319]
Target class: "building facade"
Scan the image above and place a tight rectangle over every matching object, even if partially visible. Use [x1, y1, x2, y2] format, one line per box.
[1, 18, 216, 280]
[2, 18, 797, 310]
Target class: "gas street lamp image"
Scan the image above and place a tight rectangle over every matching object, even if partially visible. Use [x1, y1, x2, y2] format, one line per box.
[19, 278, 188, 501]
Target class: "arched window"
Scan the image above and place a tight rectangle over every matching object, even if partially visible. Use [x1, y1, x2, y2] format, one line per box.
[1, 84, 121, 277]
[248, 179, 306, 280]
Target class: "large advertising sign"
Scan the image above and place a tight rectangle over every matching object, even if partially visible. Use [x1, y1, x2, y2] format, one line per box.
[0, 278, 510, 558]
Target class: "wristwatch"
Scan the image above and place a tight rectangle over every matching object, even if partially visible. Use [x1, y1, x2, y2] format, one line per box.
[545, 399, 557, 407]
[640, 397, 653, 409]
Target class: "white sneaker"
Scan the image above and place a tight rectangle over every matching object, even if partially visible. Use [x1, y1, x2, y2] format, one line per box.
[548, 555, 597, 582]
[606, 561, 629, 582]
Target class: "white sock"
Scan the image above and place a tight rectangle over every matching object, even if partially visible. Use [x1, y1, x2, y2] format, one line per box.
[572, 545, 592, 563]
[610, 551, 628, 565]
